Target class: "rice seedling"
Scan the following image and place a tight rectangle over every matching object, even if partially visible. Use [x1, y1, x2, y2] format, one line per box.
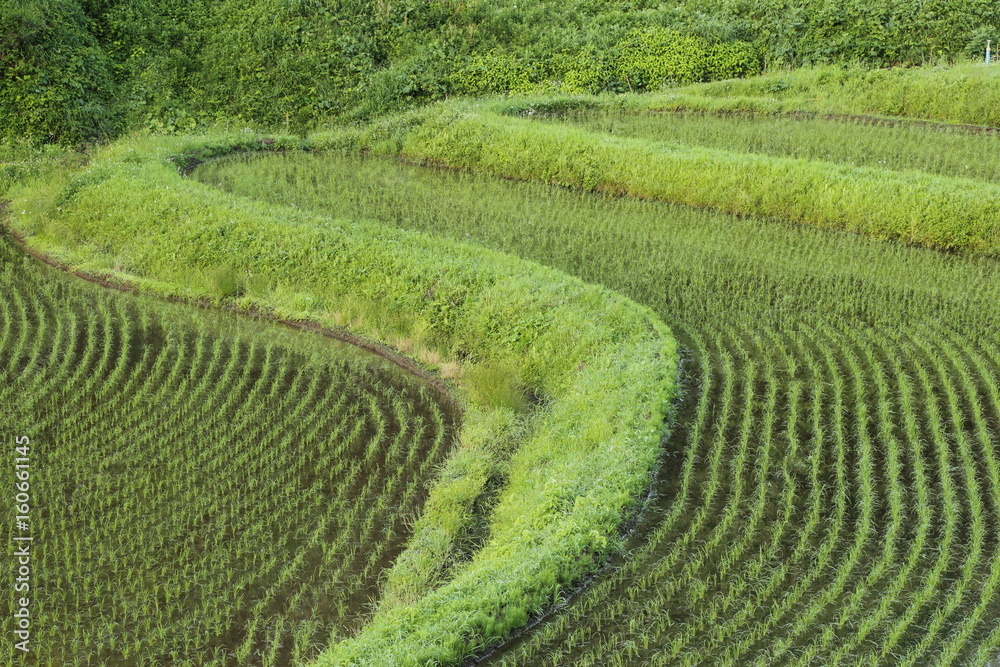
[543, 108, 1000, 184]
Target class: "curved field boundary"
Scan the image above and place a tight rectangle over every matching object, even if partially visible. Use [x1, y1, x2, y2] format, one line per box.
[524, 105, 1000, 187]
[332, 104, 1000, 255]
[495, 94, 1000, 136]
[668, 63, 1000, 129]
[3, 225, 457, 404]
[4, 134, 678, 665]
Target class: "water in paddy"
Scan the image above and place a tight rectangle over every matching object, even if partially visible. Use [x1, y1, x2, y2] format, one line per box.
[0, 233, 458, 667]
[198, 150, 1000, 665]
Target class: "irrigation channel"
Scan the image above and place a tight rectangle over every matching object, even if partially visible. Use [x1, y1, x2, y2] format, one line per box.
[198, 135, 1000, 665]
[0, 233, 459, 666]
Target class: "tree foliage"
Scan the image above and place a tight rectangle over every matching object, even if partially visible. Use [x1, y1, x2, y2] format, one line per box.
[1, 0, 997, 143]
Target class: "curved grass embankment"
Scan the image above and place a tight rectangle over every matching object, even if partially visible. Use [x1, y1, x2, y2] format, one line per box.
[3, 134, 678, 665]
[533, 106, 1000, 184]
[668, 63, 1000, 128]
[196, 131, 1000, 664]
[498, 63, 1000, 129]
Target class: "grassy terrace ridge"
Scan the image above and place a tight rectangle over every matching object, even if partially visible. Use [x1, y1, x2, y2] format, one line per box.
[3, 134, 678, 665]
[321, 96, 1000, 256]
[540, 109, 1000, 183]
[667, 63, 1000, 128]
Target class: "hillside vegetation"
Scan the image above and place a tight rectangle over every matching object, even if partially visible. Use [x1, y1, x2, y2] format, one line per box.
[2, 0, 999, 142]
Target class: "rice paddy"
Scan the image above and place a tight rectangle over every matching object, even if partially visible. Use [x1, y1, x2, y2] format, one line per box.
[539, 108, 1000, 183]
[196, 106, 1000, 663]
[0, 232, 458, 666]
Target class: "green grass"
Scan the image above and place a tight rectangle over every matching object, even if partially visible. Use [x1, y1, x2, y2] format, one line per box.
[198, 136, 1000, 664]
[3, 132, 678, 665]
[0, 233, 456, 666]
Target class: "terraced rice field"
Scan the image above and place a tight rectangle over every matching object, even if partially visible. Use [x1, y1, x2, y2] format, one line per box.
[0, 234, 458, 666]
[540, 108, 1000, 183]
[198, 112, 1000, 664]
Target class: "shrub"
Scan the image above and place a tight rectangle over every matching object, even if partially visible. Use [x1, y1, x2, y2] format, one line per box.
[613, 28, 761, 91]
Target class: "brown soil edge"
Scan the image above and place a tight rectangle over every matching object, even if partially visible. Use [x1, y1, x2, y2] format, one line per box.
[1, 216, 462, 416]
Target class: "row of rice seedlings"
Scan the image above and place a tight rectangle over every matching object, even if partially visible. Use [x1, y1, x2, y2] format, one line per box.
[597, 332, 752, 662]
[222, 369, 403, 660]
[545, 109, 1000, 184]
[60, 336, 272, 664]
[733, 321, 847, 661]
[657, 327, 763, 659]
[763, 318, 883, 663]
[867, 337, 960, 663]
[0, 234, 458, 666]
[809, 327, 911, 664]
[682, 331, 812, 664]
[892, 328, 990, 665]
[0, 261, 17, 357]
[670, 322, 846, 665]
[946, 333, 1000, 654]
[201, 148, 1000, 664]
[954, 335, 1000, 665]
[652, 326, 792, 660]
[687, 318, 995, 664]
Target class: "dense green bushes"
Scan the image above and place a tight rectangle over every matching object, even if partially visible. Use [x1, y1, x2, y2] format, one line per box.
[3, 0, 997, 143]
[4, 132, 677, 664]
[612, 29, 761, 90]
[0, 0, 121, 142]
[451, 31, 761, 96]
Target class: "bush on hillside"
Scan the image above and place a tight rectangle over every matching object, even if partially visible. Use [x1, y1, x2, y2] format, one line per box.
[0, 0, 121, 143]
[613, 29, 762, 91]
